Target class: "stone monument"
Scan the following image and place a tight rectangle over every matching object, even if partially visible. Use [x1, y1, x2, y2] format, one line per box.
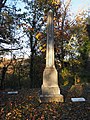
[40, 10, 64, 102]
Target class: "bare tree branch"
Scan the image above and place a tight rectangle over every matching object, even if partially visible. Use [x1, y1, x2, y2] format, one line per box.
[0, 47, 23, 51]
[0, 0, 7, 12]
[0, 39, 11, 44]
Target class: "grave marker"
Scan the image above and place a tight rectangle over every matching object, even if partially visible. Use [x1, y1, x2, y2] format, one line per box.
[40, 10, 64, 102]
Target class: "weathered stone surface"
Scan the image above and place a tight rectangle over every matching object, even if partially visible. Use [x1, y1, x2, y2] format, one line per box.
[40, 94, 64, 102]
[41, 67, 63, 102]
[40, 9, 64, 102]
[43, 67, 58, 87]
[46, 9, 54, 68]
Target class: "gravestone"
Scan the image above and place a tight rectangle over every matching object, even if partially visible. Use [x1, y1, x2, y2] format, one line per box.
[71, 98, 86, 102]
[40, 10, 64, 102]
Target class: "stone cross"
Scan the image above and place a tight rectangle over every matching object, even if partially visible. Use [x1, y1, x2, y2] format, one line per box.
[40, 10, 64, 102]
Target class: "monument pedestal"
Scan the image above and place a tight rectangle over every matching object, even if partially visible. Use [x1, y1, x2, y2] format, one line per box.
[40, 67, 64, 102]
[40, 94, 64, 102]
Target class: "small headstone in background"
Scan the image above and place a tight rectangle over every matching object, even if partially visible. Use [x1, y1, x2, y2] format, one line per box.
[7, 91, 18, 94]
[71, 97, 86, 102]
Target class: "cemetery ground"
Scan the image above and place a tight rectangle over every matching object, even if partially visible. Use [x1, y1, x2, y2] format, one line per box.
[0, 84, 90, 120]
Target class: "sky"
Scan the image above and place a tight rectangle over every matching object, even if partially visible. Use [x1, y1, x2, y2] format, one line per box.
[71, 0, 90, 15]
[6, 0, 90, 13]
[6, 0, 90, 18]
[4, 0, 90, 59]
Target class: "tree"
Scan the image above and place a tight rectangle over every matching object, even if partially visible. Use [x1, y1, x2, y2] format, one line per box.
[0, 0, 23, 55]
[0, 56, 15, 89]
[0, 0, 24, 89]
[37, 0, 72, 67]
[0, 0, 7, 12]
[19, 0, 46, 88]
[37, 0, 90, 85]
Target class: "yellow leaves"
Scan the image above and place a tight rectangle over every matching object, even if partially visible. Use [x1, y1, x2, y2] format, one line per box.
[35, 31, 46, 52]
[6, 112, 11, 117]
[54, 17, 57, 21]
[41, 49, 46, 52]
[76, 16, 82, 22]
[35, 32, 44, 40]
[63, 80, 69, 86]
[5, 108, 22, 120]
[13, 108, 21, 114]
[75, 12, 85, 25]
[39, 47, 46, 52]
[52, 0, 60, 9]
[71, 59, 81, 65]
[39, 46, 42, 50]
[38, 0, 60, 9]
[12, 108, 22, 118]
[43, 44, 46, 47]
[52, 0, 60, 5]
[39, 44, 46, 52]
[61, 68, 71, 79]
[36, 32, 41, 39]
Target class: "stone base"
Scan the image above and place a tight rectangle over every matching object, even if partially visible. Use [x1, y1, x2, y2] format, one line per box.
[40, 85, 64, 102]
[41, 85, 60, 95]
[40, 94, 64, 102]
[40, 66, 64, 102]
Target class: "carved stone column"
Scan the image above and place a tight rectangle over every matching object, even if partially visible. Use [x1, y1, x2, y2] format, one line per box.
[40, 10, 64, 102]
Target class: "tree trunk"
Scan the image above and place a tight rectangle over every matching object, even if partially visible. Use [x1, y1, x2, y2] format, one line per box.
[0, 0, 7, 12]
[30, 53, 34, 88]
[0, 66, 7, 89]
[29, 32, 35, 88]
